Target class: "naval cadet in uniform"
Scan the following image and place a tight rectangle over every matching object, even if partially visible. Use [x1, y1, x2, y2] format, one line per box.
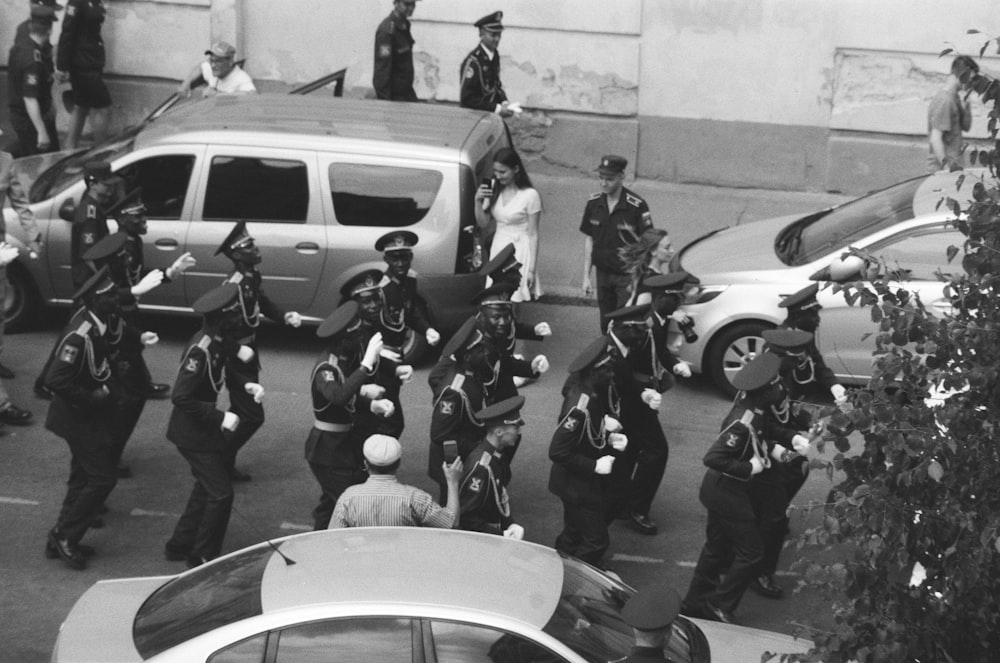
[776, 283, 848, 406]
[373, 0, 419, 101]
[459, 11, 513, 117]
[375, 230, 440, 350]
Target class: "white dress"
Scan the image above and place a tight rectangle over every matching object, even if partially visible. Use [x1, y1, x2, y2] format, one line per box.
[489, 186, 543, 302]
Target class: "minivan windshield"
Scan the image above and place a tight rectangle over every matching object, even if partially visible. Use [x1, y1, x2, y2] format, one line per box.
[30, 129, 140, 202]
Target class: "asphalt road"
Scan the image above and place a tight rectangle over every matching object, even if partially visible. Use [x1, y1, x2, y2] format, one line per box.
[0, 301, 839, 662]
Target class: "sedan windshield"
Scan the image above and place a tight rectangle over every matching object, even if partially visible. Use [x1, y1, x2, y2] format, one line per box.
[787, 175, 926, 265]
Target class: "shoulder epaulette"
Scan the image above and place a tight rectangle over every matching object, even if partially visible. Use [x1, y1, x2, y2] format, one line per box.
[328, 354, 339, 368]
[625, 192, 644, 207]
[196, 335, 212, 350]
[451, 374, 466, 390]
[227, 272, 243, 285]
[588, 192, 602, 201]
[75, 320, 92, 336]
[479, 451, 492, 467]
[576, 393, 590, 410]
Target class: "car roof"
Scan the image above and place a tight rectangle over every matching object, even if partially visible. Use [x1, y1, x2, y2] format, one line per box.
[259, 528, 564, 628]
[134, 95, 499, 160]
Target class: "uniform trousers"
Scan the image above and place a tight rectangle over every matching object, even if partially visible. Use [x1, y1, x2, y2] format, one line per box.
[168, 447, 234, 561]
[757, 458, 809, 576]
[223, 355, 264, 470]
[108, 348, 150, 467]
[684, 509, 764, 614]
[594, 269, 631, 332]
[628, 408, 669, 517]
[56, 421, 117, 544]
[555, 501, 611, 567]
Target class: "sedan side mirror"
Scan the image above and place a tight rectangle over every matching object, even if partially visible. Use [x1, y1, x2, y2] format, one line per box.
[814, 254, 869, 282]
[58, 198, 76, 223]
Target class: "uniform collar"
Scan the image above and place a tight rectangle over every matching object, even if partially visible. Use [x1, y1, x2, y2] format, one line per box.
[609, 331, 629, 357]
[479, 43, 497, 60]
[88, 311, 107, 335]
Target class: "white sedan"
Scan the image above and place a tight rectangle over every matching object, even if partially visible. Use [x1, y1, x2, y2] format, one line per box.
[675, 170, 974, 394]
[52, 528, 811, 663]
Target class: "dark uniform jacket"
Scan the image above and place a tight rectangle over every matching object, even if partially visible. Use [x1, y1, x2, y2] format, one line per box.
[426, 312, 530, 400]
[373, 12, 417, 101]
[459, 440, 513, 534]
[44, 309, 115, 439]
[57, 0, 106, 72]
[775, 322, 837, 398]
[351, 320, 405, 438]
[70, 191, 110, 290]
[304, 351, 372, 469]
[460, 44, 506, 111]
[580, 187, 653, 275]
[381, 272, 433, 346]
[7, 36, 54, 115]
[548, 387, 619, 508]
[166, 332, 227, 451]
[429, 372, 487, 484]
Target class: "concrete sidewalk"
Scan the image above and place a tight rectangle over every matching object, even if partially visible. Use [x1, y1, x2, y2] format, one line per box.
[530, 172, 851, 299]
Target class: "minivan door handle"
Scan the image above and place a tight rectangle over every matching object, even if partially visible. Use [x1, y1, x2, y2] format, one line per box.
[296, 242, 320, 255]
[154, 238, 179, 249]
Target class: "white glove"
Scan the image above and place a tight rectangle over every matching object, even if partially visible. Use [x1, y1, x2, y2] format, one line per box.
[791, 434, 812, 455]
[0, 243, 19, 266]
[603, 415, 622, 433]
[640, 388, 662, 410]
[237, 345, 255, 363]
[244, 382, 265, 403]
[140, 331, 159, 346]
[750, 456, 765, 475]
[534, 322, 552, 337]
[503, 523, 525, 540]
[594, 455, 615, 475]
[531, 355, 550, 374]
[831, 384, 848, 405]
[284, 311, 302, 328]
[132, 269, 164, 296]
[396, 364, 414, 383]
[379, 347, 402, 362]
[425, 328, 441, 346]
[609, 432, 628, 452]
[362, 332, 384, 369]
[359, 384, 385, 399]
[370, 399, 395, 417]
[507, 101, 524, 114]
[770, 444, 790, 463]
[673, 361, 692, 378]
[169, 252, 196, 275]
[222, 411, 240, 431]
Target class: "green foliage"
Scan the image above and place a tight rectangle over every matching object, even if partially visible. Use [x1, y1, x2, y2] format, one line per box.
[791, 38, 1000, 663]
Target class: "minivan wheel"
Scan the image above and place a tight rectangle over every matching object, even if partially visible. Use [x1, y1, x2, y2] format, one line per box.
[706, 321, 774, 396]
[4, 263, 40, 333]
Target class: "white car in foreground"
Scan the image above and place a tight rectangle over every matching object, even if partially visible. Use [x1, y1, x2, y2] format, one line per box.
[52, 528, 811, 663]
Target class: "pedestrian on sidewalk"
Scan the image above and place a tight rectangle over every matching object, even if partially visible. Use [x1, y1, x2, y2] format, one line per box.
[927, 55, 978, 172]
[373, 0, 419, 101]
[57, 0, 112, 149]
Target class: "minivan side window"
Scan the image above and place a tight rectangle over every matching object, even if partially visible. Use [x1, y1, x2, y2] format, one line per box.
[204, 156, 309, 223]
[329, 163, 442, 227]
[116, 154, 195, 220]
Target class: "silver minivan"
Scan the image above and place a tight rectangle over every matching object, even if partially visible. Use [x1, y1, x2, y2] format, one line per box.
[4, 95, 510, 354]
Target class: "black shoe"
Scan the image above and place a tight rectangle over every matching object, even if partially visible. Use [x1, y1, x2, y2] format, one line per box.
[229, 468, 252, 482]
[47, 530, 87, 570]
[145, 382, 171, 399]
[0, 363, 15, 379]
[750, 574, 785, 599]
[704, 602, 738, 625]
[89, 516, 105, 529]
[164, 543, 191, 562]
[46, 539, 95, 559]
[629, 512, 658, 535]
[0, 403, 33, 426]
[679, 600, 705, 619]
[117, 463, 132, 479]
[33, 383, 54, 400]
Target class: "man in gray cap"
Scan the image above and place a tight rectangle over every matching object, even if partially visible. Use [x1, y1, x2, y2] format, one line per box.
[177, 40, 256, 97]
[329, 434, 463, 529]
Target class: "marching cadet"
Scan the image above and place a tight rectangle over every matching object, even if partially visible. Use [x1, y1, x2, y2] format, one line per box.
[681, 353, 810, 625]
[215, 221, 303, 481]
[459, 11, 513, 117]
[483, 242, 552, 341]
[428, 317, 493, 502]
[164, 284, 260, 568]
[458, 395, 525, 537]
[43, 265, 121, 570]
[305, 300, 387, 530]
[548, 337, 628, 567]
[375, 230, 440, 350]
[340, 269, 411, 440]
[777, 283, 848, 405]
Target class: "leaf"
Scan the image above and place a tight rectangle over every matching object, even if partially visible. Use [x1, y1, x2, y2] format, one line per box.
[968, 29, 981, 34]
[940, 48, 955, 56]
[928, 459, 944, 482]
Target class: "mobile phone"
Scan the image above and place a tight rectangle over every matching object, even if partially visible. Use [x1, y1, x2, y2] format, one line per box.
[443, 440, 459, 463]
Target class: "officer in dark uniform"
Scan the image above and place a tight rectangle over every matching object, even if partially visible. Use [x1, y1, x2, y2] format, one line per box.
[373, 0, 419, 101]
[164, 284, 246, 568]
[621, 582, 682, 663]
[69, 160, 120, 289]
[459, 11, 513, 116]
[580, 155, 654, 332]
[777, 283, 848, 405]
[216, 220, 303, 480]
[682, 353, 797, 625]
[548, 337, 627, 566]
[57, 0, 111, 149]
[428, 317, 492, 502]
[458, 395, 525, 537]
[375, 230, 440, 350]
[305, 300, 387, 530]
[43, 265, 121, 570]
[7, 5, 59, 156]
[15, 1, 64, 44]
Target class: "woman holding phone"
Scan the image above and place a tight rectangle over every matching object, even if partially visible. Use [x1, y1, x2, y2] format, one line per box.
[474, 147, 543, 301]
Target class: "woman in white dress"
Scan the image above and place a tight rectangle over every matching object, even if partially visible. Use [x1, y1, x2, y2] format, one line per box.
[474, 147, 542, 302]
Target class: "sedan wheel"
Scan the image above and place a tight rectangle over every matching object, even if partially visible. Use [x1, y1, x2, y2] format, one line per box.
[3, 264, 40, 333]
[707, 321, 774, 396]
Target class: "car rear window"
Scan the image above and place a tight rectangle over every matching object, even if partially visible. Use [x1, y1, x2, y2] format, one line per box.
[329, 163, 442, 227]
[133, 544, 272, 659]
[205, 156, 309, 223]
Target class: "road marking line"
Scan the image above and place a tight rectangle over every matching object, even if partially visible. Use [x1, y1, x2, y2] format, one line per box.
[612, 554, 665, 564]
[280, 522, 312, 531]
[130, 508, 179, 518]
[0, 496, 39, 505]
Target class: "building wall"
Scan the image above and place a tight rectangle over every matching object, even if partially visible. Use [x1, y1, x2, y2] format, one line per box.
[1, 0, 998, 194]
